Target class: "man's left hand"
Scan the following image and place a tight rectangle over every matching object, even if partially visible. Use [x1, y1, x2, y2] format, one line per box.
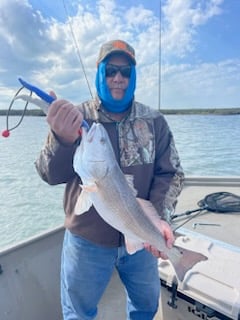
[144, 219, 175, 259]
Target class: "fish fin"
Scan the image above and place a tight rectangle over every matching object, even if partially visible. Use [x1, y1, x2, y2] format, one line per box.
[170, 246, 208, 281]
[124, 237, 144, 255]
[74, 183, 98, 215]
[74, 190, 93, 215]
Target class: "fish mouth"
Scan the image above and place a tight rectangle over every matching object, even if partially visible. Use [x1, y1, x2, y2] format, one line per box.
[86, 125, 96, 143]
[86, 122, 104, 142]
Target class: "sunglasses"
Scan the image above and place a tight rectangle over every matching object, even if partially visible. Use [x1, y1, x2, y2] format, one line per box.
[105, 64, 132, 78]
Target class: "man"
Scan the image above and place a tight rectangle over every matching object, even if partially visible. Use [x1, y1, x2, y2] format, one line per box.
[35, 39, 184, 320]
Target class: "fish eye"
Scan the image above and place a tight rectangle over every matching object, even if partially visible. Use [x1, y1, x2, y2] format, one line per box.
[100, 137, 106, 144]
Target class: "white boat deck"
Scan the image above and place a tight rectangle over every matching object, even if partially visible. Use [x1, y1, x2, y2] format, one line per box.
[172, 176, 240, 247]
[158, 177, 240, 320]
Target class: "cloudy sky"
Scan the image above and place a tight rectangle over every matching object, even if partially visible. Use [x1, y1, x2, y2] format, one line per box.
[0, 0, 240, 110]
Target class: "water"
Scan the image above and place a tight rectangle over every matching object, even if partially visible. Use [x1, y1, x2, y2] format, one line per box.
[166, 115, 240, 176]
[0, 116, 64, 249]
[0, 115, 239, 249]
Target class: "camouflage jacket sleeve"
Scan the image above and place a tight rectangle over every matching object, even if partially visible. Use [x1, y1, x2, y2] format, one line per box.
[34, 99, 99, 185]
[149, 115, 185, 222]
[35, 130, 79, 185]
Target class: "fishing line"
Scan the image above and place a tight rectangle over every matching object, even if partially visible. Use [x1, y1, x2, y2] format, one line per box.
[2, 87, 32, 137]
[158, 0, 162, 110]
[62, 0, 94, 99]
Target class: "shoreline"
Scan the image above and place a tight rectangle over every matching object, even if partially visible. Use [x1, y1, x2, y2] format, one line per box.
[160, 107, 240, 115]
[0, 107, 240, 116]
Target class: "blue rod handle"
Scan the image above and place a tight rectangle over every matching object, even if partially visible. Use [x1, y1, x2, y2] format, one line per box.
[18, 78, 89, 130]
[18, 78, 55, 104]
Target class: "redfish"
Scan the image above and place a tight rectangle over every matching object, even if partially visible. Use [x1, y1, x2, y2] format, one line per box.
[73, 123, 207, 281]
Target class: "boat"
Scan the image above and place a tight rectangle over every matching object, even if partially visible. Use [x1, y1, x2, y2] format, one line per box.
[0, 176, 240, 320]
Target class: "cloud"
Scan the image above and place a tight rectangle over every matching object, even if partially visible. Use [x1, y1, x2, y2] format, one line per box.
[162, 59, 240, 108]
[161, 0, 223, 57]
[0, 0, 63, 70]
[0, 0, 239, 110]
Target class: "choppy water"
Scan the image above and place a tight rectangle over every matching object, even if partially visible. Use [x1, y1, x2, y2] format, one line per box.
[0, 115, 239, 249]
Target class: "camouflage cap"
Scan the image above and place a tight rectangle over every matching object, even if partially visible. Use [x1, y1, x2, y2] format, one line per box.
[97, 40, 136, 65]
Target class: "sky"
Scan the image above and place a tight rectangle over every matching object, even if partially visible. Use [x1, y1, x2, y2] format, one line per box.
[0, 0, 240, 110]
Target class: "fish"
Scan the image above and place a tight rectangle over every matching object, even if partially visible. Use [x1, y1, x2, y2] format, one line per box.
[73, 122, 207, 281]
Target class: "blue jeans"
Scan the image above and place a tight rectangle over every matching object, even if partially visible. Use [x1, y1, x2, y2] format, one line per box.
[61, 230, 160, 320]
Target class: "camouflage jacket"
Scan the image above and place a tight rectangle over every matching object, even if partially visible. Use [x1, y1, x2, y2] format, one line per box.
[35, 98, 184, 247]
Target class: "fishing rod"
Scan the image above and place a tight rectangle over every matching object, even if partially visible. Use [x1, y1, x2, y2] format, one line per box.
[171, 191, 240, 231]
[158, 0, 162, 111]
[1, 1, 163, 135]
[62, 0, 93, 100]
[1, 0, 93, 138]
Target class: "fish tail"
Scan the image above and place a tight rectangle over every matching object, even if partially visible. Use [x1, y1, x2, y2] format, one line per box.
[170, 246, 208, 281]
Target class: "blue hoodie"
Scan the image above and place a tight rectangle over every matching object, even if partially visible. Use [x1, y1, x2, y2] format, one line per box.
[95, 60, 136, 113]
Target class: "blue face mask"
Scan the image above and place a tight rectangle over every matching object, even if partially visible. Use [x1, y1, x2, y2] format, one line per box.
[95, 60, 136, 113]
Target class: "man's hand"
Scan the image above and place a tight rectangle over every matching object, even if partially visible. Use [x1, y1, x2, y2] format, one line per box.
[144, 244, 169, 259]
[144, 220, 175, 259]
[47, 92, 83, 144]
